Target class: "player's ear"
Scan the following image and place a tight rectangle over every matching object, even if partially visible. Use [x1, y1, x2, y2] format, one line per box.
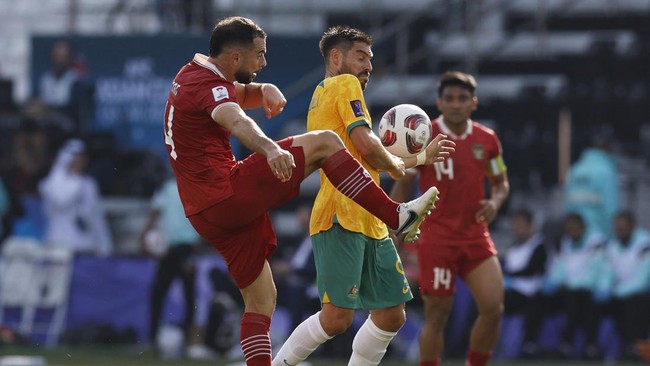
[330, 48, 342, 67]
[230, 50, 241, 66]
[472, 96, 478, 110]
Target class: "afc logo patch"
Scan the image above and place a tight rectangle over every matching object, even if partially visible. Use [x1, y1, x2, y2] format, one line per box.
[212, 86, 229, 102]
[350, 100, 365, 118]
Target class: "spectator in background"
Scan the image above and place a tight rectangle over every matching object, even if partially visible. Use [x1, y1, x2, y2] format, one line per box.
[38, 139, 112, 256]
[564, 128, 619, 238]
[37, 40, 93, 134]
[501, 208, 549, 359]
[601, 211, 650, 359]
[140, 175, 215, 360]
[545, 213, 607, 360]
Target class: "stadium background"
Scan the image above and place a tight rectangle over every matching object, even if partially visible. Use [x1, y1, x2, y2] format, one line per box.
[0, 0, 649, 365]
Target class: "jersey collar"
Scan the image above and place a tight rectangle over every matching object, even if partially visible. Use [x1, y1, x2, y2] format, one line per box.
[436, 116, 473, 140]
[193, 53, 228, 80]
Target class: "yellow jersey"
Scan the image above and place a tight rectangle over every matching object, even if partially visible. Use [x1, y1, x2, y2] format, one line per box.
[307, 74, 388, 239]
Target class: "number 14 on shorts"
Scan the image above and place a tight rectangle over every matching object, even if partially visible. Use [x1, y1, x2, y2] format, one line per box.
[433, 267, 452, 290]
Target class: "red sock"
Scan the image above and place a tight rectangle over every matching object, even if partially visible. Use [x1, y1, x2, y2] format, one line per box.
[321, 149, 399, 229]
[420, 360, 440, 366]
[466, 350, 492, 366]
[240, 312, 272, 366]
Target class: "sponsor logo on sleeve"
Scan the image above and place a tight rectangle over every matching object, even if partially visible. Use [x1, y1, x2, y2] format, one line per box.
[212, 86, 229, 102]
[350, 100, 365, 118]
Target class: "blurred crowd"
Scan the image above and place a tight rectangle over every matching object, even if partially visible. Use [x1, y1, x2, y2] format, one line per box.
[0, 38, 648, 363]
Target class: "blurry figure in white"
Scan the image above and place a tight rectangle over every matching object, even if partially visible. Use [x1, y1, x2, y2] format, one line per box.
[38, 139, 113, 256]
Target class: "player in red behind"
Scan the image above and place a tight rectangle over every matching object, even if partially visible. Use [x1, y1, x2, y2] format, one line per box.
[391, 71, 510, 366]
[163, 16, 446, 366]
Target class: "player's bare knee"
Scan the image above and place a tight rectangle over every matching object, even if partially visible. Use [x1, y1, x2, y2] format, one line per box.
[315, 130, 344, 155]
[478, 300, 503, 320]
[320, 309, 354, 336]
[378, 311, 406, 332]
[325, 317, 353, 336]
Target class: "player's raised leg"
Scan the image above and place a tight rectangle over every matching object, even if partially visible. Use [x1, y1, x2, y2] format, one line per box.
[291, 130, 438, 242]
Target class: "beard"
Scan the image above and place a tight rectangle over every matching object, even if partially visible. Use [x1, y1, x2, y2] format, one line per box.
[339, 64, 369, 90]
[234, 68, 255, 84]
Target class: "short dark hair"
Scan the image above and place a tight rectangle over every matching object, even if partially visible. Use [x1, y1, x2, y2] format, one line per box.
[615, 210, 636, 226]
[564, 212, 585, 227]
[209, 16, 266, 57]
[319, 25, 372, 61]
[437, 71, 477, 97]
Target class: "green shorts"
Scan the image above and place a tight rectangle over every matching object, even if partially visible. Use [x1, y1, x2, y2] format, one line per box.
[311, 224, 413, 310]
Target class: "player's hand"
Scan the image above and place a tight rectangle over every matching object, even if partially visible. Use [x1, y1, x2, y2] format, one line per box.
[388, 155, 406, 180]
[424, 134, 455, 164]
[267, 146, 295, 182]
[261, 83, 287, 119]
[475, 199, 498, 224]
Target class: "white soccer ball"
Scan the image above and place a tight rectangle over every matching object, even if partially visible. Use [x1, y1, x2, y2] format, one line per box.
[378, 104, 433, 158]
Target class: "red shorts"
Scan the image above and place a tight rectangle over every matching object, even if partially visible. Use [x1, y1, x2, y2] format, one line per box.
[188, 137, 305, 289]
[416, 239, 497, 297]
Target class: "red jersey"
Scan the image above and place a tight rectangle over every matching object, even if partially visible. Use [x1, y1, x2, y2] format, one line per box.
[417, 117, 506, 246]
[163, 54, 239, 216]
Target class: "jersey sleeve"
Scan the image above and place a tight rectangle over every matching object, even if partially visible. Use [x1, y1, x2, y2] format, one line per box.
[487, 130, 507, 177]
[333, 75, 371, 135]
[194, 80, 238, 117]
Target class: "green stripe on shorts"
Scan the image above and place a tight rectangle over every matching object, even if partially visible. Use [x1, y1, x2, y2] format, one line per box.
[311, 224, 413, 310]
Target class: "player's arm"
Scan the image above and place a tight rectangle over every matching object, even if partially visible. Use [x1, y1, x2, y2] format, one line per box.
[349, 124, 405, 179]
[476, 171, 510, 224]
[349, 126, 454, 177]
[213, 103, 295, 182]
[234, 82, 286, 119]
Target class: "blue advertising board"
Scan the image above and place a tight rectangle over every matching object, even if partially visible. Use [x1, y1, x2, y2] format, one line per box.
[31, 35, 322, 157]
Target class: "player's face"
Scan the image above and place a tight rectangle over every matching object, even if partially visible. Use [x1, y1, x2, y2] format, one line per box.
[339, 42, 373, 90]
[235, 37, 267, 84]
[436, 86, 477, 126]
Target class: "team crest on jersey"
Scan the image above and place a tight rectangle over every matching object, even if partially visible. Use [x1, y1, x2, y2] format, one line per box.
[472, 144, 485, 160]
[350, 100, 365, 117]
[212, 86, 228, 102]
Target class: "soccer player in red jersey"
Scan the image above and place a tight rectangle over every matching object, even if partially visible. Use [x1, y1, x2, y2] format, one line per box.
[163, 16, 445, 366]
[391, 71, 510, 366]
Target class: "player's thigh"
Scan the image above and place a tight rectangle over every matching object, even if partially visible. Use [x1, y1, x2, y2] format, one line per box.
[189, 212, 276, 289]
[359, 236, 412, 310]
[464, 255, 504, 314]
[223, 138, 305, 226]
[311, 225, 365, 309]
[291, 130, 343, 175]
[416, 244, 462, 297]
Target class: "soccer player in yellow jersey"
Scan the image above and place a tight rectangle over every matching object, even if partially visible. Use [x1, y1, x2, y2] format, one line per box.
[273, 26, 455, 366]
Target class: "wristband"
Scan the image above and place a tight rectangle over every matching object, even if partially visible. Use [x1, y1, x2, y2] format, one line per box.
[416, 151, 427, 166]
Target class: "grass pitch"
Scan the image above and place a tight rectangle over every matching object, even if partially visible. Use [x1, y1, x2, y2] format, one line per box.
[1, 345, 648, 366]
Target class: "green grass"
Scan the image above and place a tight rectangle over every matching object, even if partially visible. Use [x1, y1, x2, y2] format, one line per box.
[1, 345, 647, 366]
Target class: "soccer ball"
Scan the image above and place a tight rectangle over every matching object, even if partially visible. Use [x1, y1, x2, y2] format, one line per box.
[378, 104, 433, 158]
